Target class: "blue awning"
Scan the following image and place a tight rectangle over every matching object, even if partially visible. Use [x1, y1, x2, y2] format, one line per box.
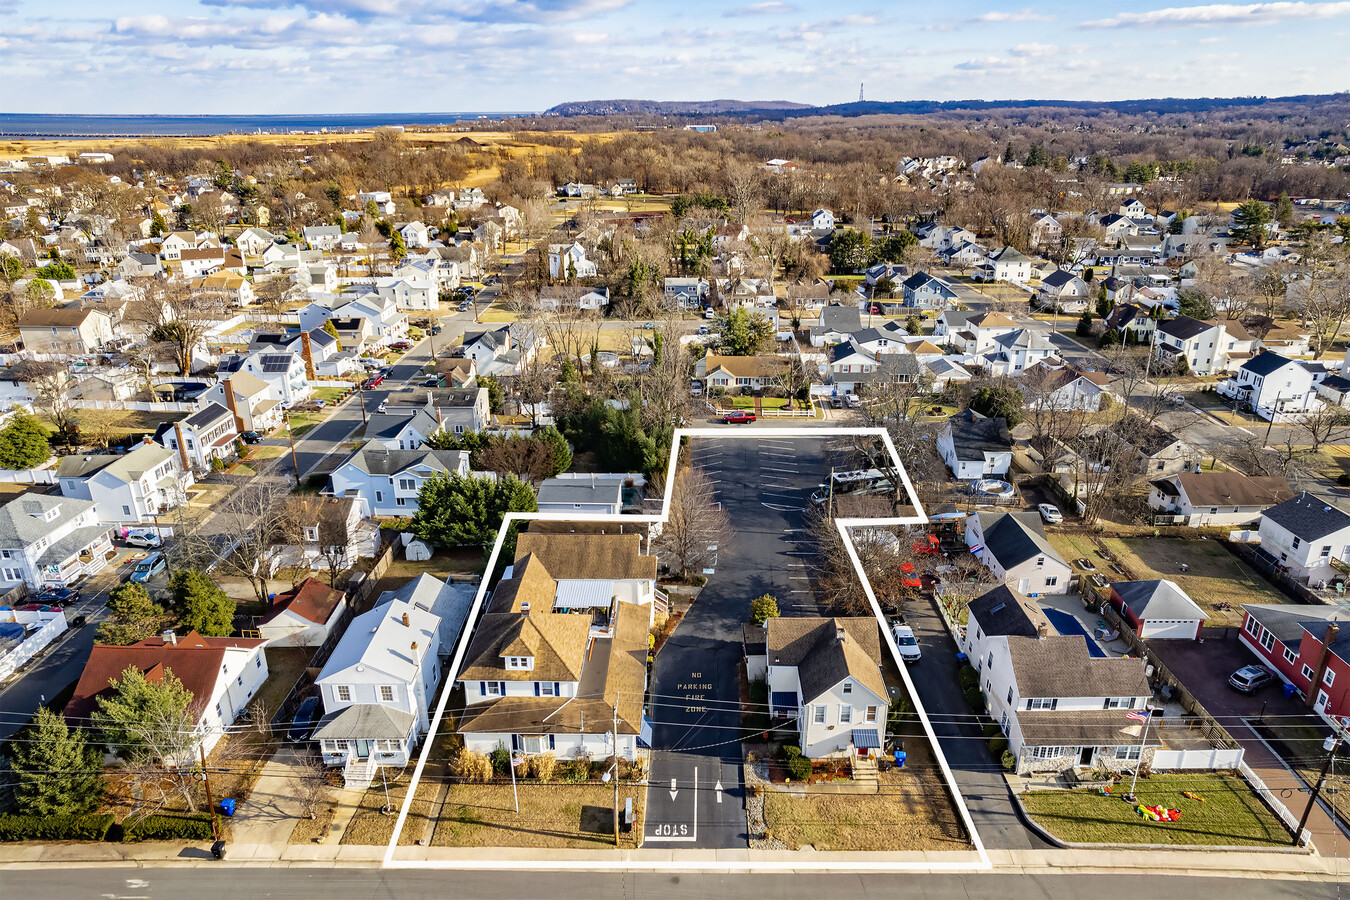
[637, 715, 653, 749]
[852, 728, 881, 749]
[770, 692, 798, 715]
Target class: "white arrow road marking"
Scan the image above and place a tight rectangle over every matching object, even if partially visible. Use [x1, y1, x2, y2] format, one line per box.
[669, 778, 678, 801]
[715, 780, 723, 804]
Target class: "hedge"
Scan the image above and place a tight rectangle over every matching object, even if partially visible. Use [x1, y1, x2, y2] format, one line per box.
[121, 814, 214, 842]
[0, 813, 114, 842]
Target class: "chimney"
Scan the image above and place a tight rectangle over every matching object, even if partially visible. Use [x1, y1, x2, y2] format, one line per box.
[401, 612, 410, 627]
[1036, 620, 1049, 639]
[1307, 623, 1341, 709]
[172, 421, 191, 472]
[298, 331, 317, 380]
[836, 626, 847, 643]
[221, 377, 245, 433]
[162, 629, 176, 646]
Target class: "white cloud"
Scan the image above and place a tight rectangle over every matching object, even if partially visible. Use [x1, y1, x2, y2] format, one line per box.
[724, 2, 797, 15]
[1083, 1, 1350, 28]
[1009, 42, 1058, 56]
[973, 8, 1053, 22]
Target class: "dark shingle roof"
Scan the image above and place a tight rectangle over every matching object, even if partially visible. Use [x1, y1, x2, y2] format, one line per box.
[977, 511, 1066, 570]
[1241, 351, 1295, 377]
[1111, 580, 1207, 621]
[1006, 635, 1150, 699]
[1158, 315, 1214, 340]
[967, 585, 1049, 637]
[1262, 492, 1350, 541]
[948, 408, 1010, 458]
[185, 402, 231, 430]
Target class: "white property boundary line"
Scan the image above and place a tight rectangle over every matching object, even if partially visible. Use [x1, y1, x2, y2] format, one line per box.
[383, 426, 991, 872]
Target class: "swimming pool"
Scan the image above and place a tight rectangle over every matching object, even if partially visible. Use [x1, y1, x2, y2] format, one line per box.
[1041, 607, 1107, 658]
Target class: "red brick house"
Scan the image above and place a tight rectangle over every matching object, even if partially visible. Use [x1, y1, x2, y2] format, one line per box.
[1240, 604, 1350, 728]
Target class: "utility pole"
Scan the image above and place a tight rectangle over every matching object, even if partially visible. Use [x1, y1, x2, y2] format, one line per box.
[284, 412, 300, 487]
[613, 703, 621, 848]
[1265, 393, 1285, 443]
[200, 743, 219, 841]
[1293, 733, 1343, 845]
[357, 385, 367, 424]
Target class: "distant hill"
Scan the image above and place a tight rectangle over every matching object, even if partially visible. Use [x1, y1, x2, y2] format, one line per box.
[546, 94, 1350, 120]
[544, 99, 813, 116]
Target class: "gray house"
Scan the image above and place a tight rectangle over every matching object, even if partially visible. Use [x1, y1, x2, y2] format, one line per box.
[901, 271, 960, 310]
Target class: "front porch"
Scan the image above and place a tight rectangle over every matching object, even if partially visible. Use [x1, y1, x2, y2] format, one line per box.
[38, 526, 114, 587]
[313, 704, 417, 788]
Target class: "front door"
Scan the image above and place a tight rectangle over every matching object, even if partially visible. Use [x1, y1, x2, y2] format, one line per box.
[355, 740, 370, 759]
[1078, 746, 1094, 767]
[1017, 578, 1030, 593]
[1316, 691, 1330, 714]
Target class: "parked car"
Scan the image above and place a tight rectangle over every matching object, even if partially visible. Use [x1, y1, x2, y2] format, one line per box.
[390, 340, 414, 350]
[458, 301, 471, 312]
[239, 431, 263, 444]
[364, 373, 386, 389]
[376, 402, 388, 414]
[124, 530, 162, 549]
[38, 587, 79, 607]
[129, 552, 166, 584]
[703, 308, 716, 319]
[287, 696, 322, 742]
[430, 325, 442, 335]
[642, 321, 655, 329]
[1038, 503, 1063, 524]
[891, 624, 921, 663]
[722, 411, 756, 424]
[420, 376, 440, 387]
[1228, 664, 1275, 694]
[71, 615, 87, 628]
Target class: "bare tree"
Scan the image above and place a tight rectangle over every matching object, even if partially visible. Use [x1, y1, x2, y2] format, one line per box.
[316, 502, 354, 588]
[192, 479, 293, 603]
[289, 747, 331, 819]
[14, 359, 76, 439]
[126, 280, 226, 375]
[653, 466, 731, 578]
[1296, 407, 1350, 454]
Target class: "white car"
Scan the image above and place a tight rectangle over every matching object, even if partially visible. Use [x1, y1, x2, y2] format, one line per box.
[1038, 503, 1063, 524]
[891, 624, 921, 663]
[123, 531, 161, 549]
[376, 402, 387, 414]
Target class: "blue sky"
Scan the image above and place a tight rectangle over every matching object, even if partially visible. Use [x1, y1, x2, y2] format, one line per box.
[0, 0, 1345, 114]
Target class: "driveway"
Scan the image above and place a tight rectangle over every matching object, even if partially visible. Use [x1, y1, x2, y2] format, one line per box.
[643, 436, 829, 848]
[903, 592, 1055, 850]
[1148, 635, 1346, 850]
[227, 746, 312, 858]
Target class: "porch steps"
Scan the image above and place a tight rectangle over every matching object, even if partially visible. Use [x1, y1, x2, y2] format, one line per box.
[343, 754, 378, 789]
[851, 755, 879, 792]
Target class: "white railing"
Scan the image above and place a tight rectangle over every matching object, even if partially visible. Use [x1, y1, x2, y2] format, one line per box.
[70, 399, 196, 412]
[343, 753, 378, 787]
[1239, 758, 1314, 849]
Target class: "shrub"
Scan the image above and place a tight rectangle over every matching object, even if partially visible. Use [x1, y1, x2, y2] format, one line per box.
[121, 814, 213, 842]
[987, 737, 1008, 757]
[450, 748, 492, 783]
[555, 760, 589, 783]
[963, 687, 986, 714]
[750, 593, 780, 625]
[527, 752, 556, 781]
[786, 756, 812, 782]
[1338, 473, 1350, 487]
[488, 743, 512, 777]
[779, 744, 802, 761]
[0, 813, 114, 842]
[981, 722, 1001, 739]
[1001, 750, 1017, 771]
[957, 665, 979, 691]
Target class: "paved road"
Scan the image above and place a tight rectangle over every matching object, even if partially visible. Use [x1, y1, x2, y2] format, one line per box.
[644, 436, 830, 848]
[903, 591, 1053, 851]
[7, 867, 1336, 899]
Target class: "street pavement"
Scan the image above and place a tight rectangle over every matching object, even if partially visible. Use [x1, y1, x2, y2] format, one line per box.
[644, 435, 829, 848]
[4, 866, 1338, 898]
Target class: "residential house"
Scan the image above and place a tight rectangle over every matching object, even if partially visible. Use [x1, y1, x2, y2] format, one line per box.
[193, 271, 253, 307]
[917, 224, 977, 252]
[235, 227, 276, 257]
[0, 494, 113, 590]
[1104, 303, 1156, 342]
[217, 349, 310, 406]
[1148, 472, 1293, 527]
[1163, 233, 1228, 261]
[976, 246, 1034, 283]
[663, 277, 708, 308]
[274, 495, 366, 574]
[981, 328, 1058, 374]
[961, 585, 1155, 774]
[547, 242, 597, 280]
[810, 209, 835, 231]
[809, 304, 864, 347]
[1318, 374, 1350, 409]
[864, 263, 910, 288]
[1128, 421, 1195, 477]
[1034, 270, 1090, 312]
[538, 286, 610, 312]
[178, 247, 226, 279]
[1218, 352, 1323, 420]
[1108, 580, 1208, 640]
[258, 578, 347, 649]
[828, 345, 923, 397]
[696, 353, 794, 392]
[933, 309, 976, 343]
[1098, 213, 1139, 241]
[298, 294, 408, 350]
[155, 402, 238, 474]
[373, 574, 474, 664]
[303, 225, 342, 251]
[397, 221, 431, 249]
[510, 531, 660, 621]
[456, 553, 649, 761]
[537, 475, 627, 515]
[380, 387, 490, 436]
[1030, 213, 1063, 249]
[118, 252, 162, 279]
[949, 311, 1020, 355]
[56, 443, 192, 525]
[901, 271, 959, 309]
[314, 599, 442, 786]
[938, 408, 1012, 480]
[753, 617, 887, 759]
[66, 631, 268, 757]
[158, 231, 199, 261]
[927, 358, 973, 390]
[1153, 316, 1257, 376]
[328, 442, 474, 517]
[1238, 604, 1350, 725]
[202, 370, 283, 435]
[436, 357, 478, 388]
[1258, 493, 1350, 585]
[1022, 364, 1115, 411]
[965, 511, 1072, 595]
[18, 307, 114, 355]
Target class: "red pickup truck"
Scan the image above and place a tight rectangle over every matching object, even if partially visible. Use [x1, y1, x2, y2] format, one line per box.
[722, 411, 756, 424]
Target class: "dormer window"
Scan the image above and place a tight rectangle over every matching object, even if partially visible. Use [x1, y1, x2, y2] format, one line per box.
[504, 656, 534, 671]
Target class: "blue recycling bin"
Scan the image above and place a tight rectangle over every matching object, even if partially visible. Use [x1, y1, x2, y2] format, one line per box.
[894, 750, 907, 769]
[1284, 683, 1298, 700]
[219, 798, 236, 817]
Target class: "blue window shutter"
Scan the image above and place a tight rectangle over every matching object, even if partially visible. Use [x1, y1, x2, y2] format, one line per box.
[511, 734, 519, 752]
[499, 681, 506, 695]
[534, 682, 541, 696]
[554, 682, 560, 696]
[479, 681, 486, 695]
[548, 734, 555, 750]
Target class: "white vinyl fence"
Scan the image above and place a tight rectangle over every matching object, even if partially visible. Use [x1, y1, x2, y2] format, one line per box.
[0, 610, 67, 681]
[1151, 748, 1245, 770]
[1239, 758, 1314, 849]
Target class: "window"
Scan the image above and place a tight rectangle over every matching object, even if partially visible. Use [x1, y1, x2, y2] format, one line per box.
[1284, 647, 1299, 665]
[842, 681, 853, 695]
[454, 425, 465, 434]
[1293, 537, 1302, 550]
[483, 681, 502, 696]
[1027, 698, 1057, 710]
[1261, 630, 1276, 652]
[1036, 556, 1045, 567]
[865, 706, 878, 723]
[813, 705, 826, 724]
[215, 702, 222, 717]
[986, 651, 994, 670]
[1103, 697, 1132, 710]
[337, 686, 351, 702]
[1303, 664, 1315, 681]
[380, 685, 395, 702]
[1245, 617, 1261, 637]
[1325, 669, 1336, 687]
[122, 505, 131, 516]
[1030, 746, 1064, 760]
[398, 478, 416, 491]
[1322, 545, 1332, 559]
[1007, 688, 1014, 704]
[539, 682, 556, 696]
[375, 491, 383, 503]
[838, 705, 852, 724]
[1114, 745, 1142, 761]
[396, 497, 407, 507]
[304, 527, 319, 542]
[1045, 576, 1058, 588]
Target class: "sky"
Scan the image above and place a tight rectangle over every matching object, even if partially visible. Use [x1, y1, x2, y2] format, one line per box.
[0, 0, 1346, 114]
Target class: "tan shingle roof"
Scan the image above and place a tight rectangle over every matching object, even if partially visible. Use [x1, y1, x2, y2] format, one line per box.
[459, 602, 590, 684]
[766, 617, 887, 701]
[702, 353, 793, 380]
[514, 532, 656, 581]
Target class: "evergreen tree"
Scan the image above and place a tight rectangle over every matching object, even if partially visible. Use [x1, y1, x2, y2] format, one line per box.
[970, 384, 1025, 427]
[410, 472, 538, 553]
[92, 665, 195, 764]
[0, 409, 51, 470]
[715, 307, 776, 356]
[537, 426, 573, 477]
[170, 569, 236, 637]
[1231, 199, 1273, 249]
[98, 582, 168, 645]
[826, 228, 872, 273]
[1275, 191, 1295, 228]
[1076, 310, 1094, 338]
[7, 707, 103, 816]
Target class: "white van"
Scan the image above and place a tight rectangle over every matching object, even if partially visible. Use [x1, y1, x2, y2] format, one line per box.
[891, 624, 921, 663]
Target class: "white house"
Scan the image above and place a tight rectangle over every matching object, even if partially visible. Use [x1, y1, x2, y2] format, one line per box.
[155, 402, 238, 475]
[536, 475, 627, 515]
[328, 442, 474, 517]
[0, 494, 114, 590]
[56, 443, 193, 525]
[1153, 316, 1258, 376]
[547, 241, 597, 280]
[1022, 364, 1116, 412]
[1034, 270, 1090, 312]
[696, 353, 794, 391]
[314, 599, 442, 786]
[938, 409, 1012, 480]
[1148, 472, 1294, 527]
[976, 245, 1034, 283]
[811, 208, 836, 231]
[754, 617, 886, 759]
[1258, 492, 1350, 585]
[965, 511, 1072, 595]
[217, 349, 311, 406]
[258, 577, 347, 649]
[363, 409, 443, 451]
[981, 328, 1058, 375]
[1218, 352, 1323, 420]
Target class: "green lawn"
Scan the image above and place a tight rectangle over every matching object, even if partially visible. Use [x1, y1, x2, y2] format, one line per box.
[313, 386, 348, 405]
[727, 397, 791, 410]
[286, 413, 324, 438]
[1021, 774, 1290, 846]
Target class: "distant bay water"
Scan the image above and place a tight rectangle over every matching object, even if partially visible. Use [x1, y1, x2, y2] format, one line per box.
[0, 112, 530, 138]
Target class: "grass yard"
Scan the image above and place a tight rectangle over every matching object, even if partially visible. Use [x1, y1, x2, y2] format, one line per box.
[430, 781, 645, 849]
[313, 387, 349, 405]
[727, 396, 791, 410]
[476, 304, 520, 324]
[762, 765, 969, 851]
[286, 412, 325, 438]
[246, 445, 286, 460]
[1021, 774, 1290, 846]
[366, 552, 484, 604]
[229, 462, 258, 477]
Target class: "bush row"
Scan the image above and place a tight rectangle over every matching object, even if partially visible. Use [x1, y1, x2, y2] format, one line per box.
[120, 814, 214, 843]
[0, 813, 115, 842]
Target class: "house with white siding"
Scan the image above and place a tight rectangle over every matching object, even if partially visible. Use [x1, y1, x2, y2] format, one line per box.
[56, 443, 192, 525]
[327, 442, 475, 517]
[0, 494, 113, 590]
[965, 511, 1071, 596]
[1257, 493, 1350, 585]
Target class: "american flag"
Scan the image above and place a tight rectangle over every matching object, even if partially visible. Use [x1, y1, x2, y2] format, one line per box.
[1126, 710, 1149, 722]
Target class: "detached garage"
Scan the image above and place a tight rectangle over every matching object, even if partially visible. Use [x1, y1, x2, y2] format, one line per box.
[1109, 579, 1209, 639]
